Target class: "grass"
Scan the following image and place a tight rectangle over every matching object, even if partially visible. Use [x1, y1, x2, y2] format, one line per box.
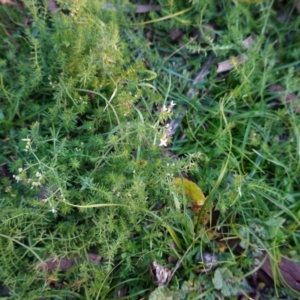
[0, 0, 300, 299]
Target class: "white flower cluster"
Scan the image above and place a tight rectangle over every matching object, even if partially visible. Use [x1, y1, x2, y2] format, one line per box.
[12, 164, 58, 214]
[12, 167, 23, 182]
[22, 137, 31, 152]
[31, 171, 43, 189]
[159, 101, 176, 147]
[12, 166, 43, 189]
[159, 123, 173, 147]
[161, 101, 176, 114]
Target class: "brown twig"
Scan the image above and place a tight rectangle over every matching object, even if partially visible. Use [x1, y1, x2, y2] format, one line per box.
[166, 242, 195, 285]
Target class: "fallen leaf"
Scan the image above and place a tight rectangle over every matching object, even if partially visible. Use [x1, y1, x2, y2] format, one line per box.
[260, 254, 300, 293]
[0, 0, 23, 6]
[197, 252, 218, 272]
[37, 253, 101, 271]
[42, 0, 58, 13]
[216, 241, 228, 253]
[150, 261, 172, 286]
[135, 5, 161, 13]
[169, 28, 183, 41]
[268, 84, 300, 113]
[217, 36, 254, 73]
[173, 177, 205, 213]
[217, 55, 248, 73]
[242, 35, 255, 49]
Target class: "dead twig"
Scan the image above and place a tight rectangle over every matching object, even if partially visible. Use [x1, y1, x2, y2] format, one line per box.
[268, 84, 300, 113]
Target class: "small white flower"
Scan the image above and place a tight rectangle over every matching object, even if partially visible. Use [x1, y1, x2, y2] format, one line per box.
[18, 168, 23, 173]
[161, 105, 168, 112]
[31, 181, 41, 189]
[50, 207, 57, 214]
[238, 186, 242, 197]
[13, 175, 21, 182]
[169, 101, 176, 108]
[159, 136, 168, 147]
[36, 171, 42, 178]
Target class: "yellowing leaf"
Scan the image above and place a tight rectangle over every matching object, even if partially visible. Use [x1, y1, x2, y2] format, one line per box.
[173, 178, 206, 213]
[216, 241, 228, 253]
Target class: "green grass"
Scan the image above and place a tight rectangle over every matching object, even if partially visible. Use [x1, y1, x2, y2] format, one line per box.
[0, 0, 300, 299]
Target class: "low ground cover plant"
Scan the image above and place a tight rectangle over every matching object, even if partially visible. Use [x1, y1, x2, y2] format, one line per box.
[0, 0, 300, 299]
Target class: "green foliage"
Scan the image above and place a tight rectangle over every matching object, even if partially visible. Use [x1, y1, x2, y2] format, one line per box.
[212, 268, 241, 297]
[1, 0, 300, 299]
[0, 0, 180, 297]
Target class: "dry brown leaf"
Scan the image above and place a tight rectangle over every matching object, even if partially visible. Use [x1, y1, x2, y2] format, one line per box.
[242, 35, 255, 49]
[38, 256, 77, 272]
[260, 254, 300, 293]
[135, 5, 161, 13]
[0, 0, 23, 6]
[217, 54, 248, 73]
[41, 0, 58, 13]
[169, 28, 184, 41]
[150, 261, 172, 286]
[268, 84, 300, 113]
[37, 253, 101, 272]
[198, 252, 218, 272]
[217, 36, 254, 73]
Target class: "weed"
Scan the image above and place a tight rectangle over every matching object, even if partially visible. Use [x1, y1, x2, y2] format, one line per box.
[0, 0, 300, 299]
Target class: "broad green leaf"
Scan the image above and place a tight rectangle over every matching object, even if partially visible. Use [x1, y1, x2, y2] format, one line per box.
[149, 286, 180, 300]
[212, 268, 224, 290]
